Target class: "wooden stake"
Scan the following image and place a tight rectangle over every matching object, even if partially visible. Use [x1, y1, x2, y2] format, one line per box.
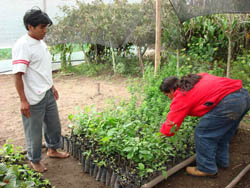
[97, 83, 101, 95]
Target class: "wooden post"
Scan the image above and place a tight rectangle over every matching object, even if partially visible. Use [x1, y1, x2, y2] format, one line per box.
[176, 49, 180, 77]
[97, 83, 101, 95]
[154, 0, 161, 76]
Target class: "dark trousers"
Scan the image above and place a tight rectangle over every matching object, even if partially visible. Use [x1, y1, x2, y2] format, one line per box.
[195, 88, 250, 173]
[22, 88, 62, 163]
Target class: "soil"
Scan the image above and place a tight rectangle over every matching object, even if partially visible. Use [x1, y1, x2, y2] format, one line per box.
[0, 73, 250, 188]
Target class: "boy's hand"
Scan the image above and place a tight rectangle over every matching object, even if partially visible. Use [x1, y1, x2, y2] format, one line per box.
[21, 100, 31, 118]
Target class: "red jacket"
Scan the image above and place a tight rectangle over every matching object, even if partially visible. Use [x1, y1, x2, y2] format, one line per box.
[160, 73, 242, 136]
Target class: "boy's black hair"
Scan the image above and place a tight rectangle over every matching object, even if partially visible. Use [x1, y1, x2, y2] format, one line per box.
[23, 7, 53, 30]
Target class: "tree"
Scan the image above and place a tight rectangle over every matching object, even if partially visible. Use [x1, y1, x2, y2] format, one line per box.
[214, 14, 245, 77]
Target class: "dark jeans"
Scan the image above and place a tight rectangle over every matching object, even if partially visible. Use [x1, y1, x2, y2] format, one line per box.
[195, 88, 250, 174]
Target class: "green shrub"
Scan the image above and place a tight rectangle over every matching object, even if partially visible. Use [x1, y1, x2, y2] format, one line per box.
[0, 48, 12, 60]
[231, 50, 250, 91]
[66, 62, 111, 77]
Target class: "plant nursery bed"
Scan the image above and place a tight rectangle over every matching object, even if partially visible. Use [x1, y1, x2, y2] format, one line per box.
[61, 134, 195, 188]
[60, 128, 250, 188]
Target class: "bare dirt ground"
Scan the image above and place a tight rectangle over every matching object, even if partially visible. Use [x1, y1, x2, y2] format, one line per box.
[0, 73, 250, 188]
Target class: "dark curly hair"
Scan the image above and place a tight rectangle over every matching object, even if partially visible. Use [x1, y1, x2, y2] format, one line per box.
[160, 74, 202, 93]
[23, 7, 52, 31]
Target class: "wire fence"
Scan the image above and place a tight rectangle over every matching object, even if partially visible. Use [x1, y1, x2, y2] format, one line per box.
[0, 51, 85, 74]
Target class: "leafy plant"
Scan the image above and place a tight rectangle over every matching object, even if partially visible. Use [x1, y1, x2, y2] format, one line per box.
[0, 142, 53, 188]
[0, 142, 25, 165]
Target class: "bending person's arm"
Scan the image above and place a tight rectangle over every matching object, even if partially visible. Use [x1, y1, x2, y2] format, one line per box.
[161, 100, 189, 137]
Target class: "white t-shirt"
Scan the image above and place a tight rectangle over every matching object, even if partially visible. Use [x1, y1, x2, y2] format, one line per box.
[12, 34, 53, 105]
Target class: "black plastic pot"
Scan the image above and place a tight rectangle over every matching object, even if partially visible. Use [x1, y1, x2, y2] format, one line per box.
[84, 158, 90, 173]
[74, 143, 81, 159]
[79, 145, 85, 161]
[78, 150, 82, 164]
[100, 167, 107, 183]
[61, 136, 65, 150]
[62, 136, 69, 153]
[110, 171, 117, 188]
[126, 184, 138, 188]
[81, 155, 86, 172]
[114, 175, 121, 188]
[105, 168, 112, 186]
[78, 147, 83, 160]
[89, 161, 95, 176]
[93, 164, 98, 178]
[66, 137, 70, 153]
[72, 142, 77, 158]
[67, 132, 196, 188]
[69, 139, 73, 155]
[96, 166, 103, 181]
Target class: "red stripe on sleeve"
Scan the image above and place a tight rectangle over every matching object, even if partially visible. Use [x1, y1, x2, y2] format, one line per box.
[13, 60, 30, 66]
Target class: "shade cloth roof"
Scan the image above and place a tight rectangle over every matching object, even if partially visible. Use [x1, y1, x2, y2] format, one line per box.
[169, 0, 250, 23]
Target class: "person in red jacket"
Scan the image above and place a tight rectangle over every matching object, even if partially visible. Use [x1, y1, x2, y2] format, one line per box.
[160, 73, 250, 177]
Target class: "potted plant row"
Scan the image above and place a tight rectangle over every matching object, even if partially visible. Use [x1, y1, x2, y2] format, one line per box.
[61, 107, 198, 187]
